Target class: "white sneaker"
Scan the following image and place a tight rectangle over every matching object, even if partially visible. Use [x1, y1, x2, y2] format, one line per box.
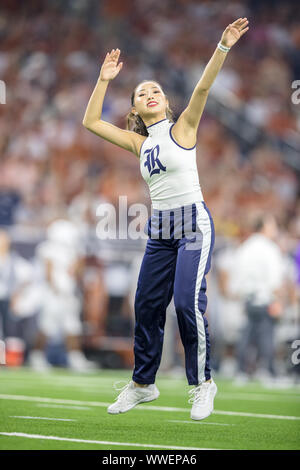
[28, 350, 51, 372]
[68, 350, 97, 372]
[107, 380, 160, 414]
[189, 379, 217, 420]
[233, 372, 250, 386]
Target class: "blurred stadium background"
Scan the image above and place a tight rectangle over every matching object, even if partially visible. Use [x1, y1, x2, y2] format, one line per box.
[0, 0, 299, 385]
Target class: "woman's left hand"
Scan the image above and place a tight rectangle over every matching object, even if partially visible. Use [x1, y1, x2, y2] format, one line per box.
[220, 17, 249, 48]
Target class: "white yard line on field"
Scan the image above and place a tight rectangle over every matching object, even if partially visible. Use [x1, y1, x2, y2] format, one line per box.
[2, 372, 299, 391]
[36, 404, 91, 410]
[0, 394, 109, 407]
[2, 373, 300, 395]
[10, 416, 76, 422]
[212, 410, 300, 420]
[216, 393, 300, 402]
[0, 432, 220, 450]
[0, 381, 105, 392]
[168, 420, 234, 426]
[1, 394, 299, 421]
[2, 378, 300, 398]
[3, 380, 300, 400]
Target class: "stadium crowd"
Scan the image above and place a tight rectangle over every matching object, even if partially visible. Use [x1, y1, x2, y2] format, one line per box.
[0, 0, 299, 381]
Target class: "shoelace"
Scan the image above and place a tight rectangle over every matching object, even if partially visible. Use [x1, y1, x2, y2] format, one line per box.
[188, 383, 210, 405]
[112, 380, 133, 404]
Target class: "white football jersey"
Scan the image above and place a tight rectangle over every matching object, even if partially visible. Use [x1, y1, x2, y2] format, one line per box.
[139, 119, 204, 210]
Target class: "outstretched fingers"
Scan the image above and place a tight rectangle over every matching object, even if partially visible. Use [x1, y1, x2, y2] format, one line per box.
[232, 17, 247, 27]
[240, 25, 249, 36]
[238, 18, 249, 35]
[228, 17, 249, 37]
[111, 48, 121, 62]
[235, 18, 249, 30]
[104, 48, 121, 63]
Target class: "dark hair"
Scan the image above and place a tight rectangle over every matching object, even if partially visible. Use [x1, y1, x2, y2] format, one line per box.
[252, 216, 265, 233]
[252, 213, 276, 233]
[126, 80, 174, 136]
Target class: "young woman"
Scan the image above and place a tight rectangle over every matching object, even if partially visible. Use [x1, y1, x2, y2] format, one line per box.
[83, 17, 249, 420]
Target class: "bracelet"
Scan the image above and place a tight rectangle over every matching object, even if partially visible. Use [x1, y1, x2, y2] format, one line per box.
[217, 42, 230, 53]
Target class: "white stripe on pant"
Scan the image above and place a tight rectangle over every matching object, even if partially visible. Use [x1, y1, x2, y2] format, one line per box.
[194, 202, 212, 384]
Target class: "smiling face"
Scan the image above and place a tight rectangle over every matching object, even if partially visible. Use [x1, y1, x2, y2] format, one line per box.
[132, 81, 169, 123]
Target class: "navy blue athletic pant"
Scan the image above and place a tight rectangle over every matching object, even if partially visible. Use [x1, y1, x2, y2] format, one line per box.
[132, 201, 215, 386]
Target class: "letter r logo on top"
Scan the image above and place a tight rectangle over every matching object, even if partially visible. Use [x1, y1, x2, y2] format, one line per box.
[143, 145, 166, 177]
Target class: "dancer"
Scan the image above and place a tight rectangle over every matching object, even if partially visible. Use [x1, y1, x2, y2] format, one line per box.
[83, 17, 249, 420]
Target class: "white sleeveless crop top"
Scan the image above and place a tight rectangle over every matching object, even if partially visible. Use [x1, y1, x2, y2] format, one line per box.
[139, 118, 204, 210]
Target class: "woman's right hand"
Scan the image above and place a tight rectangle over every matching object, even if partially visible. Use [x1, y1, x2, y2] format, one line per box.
[99, 48, 123, 81]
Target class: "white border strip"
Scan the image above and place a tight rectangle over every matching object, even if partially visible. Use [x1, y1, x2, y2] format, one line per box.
[0, 432, 218, 450]
[0, 394, 299, 420]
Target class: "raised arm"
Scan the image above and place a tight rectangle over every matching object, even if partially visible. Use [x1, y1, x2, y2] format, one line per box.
[172, 18, 249, 148]
[82, 49, 142, 157]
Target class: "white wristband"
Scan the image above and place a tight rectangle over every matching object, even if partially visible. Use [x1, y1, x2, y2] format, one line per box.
[217, 42, 230, 53]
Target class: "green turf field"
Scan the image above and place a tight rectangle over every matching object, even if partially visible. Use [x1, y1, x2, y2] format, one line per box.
[0, 367, 299, 450]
